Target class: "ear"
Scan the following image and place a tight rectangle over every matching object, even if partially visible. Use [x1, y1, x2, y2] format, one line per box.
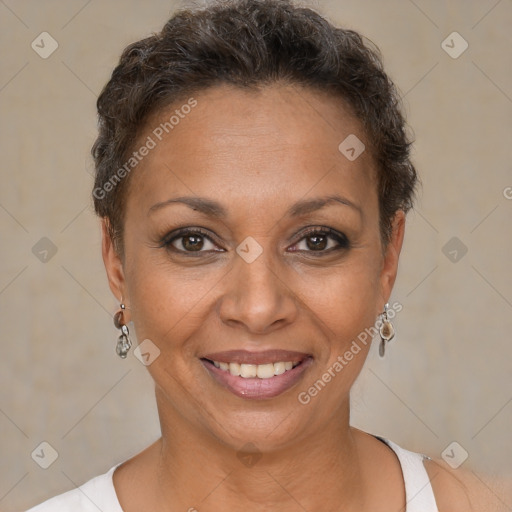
[101, 219, 126, 305]
[378, 210, 406, 308]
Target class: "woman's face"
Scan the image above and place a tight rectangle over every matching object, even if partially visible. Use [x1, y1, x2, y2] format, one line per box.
[103, 83, 404, 450]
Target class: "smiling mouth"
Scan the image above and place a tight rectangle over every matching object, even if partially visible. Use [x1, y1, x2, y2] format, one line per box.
[200, 356, 313, 399]
[201, 359, 302, 379]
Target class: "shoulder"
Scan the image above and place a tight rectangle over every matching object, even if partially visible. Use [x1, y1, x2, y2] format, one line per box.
[424, 457, 512, 512]
[25, 465, 121, 512]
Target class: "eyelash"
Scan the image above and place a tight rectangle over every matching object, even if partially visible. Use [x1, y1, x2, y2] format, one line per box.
[161, 226, 350, 256]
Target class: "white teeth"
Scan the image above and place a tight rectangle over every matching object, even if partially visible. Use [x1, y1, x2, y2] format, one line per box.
[211, 360, 301, 379]
[256, 363, 275, 379]
[228, 362, 240, 376]
[274, 362, 286, 375]
[240, 364, 258, 378]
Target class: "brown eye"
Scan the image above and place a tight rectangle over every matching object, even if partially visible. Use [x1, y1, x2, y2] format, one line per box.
[305, 233, 329, 251]
[291, 228, 350, 254]
[180, 234, 205, 251]
[163, 228, 221, 254]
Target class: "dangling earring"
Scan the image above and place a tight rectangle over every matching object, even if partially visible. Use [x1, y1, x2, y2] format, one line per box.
[378, 303, 395, 357]
[114, 303, 131, 359]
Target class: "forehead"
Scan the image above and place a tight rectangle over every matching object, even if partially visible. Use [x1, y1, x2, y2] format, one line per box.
[126, 83, 377, 218]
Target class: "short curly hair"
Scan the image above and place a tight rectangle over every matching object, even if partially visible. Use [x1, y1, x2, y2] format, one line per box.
[92, 0, 418, 255]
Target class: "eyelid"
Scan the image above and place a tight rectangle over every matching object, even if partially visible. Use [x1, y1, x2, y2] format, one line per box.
[161, 227, 223, 250]
[289, 226, 350, 251]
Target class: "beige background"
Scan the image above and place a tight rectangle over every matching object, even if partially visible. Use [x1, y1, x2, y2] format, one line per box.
[1, 0, 511, 510]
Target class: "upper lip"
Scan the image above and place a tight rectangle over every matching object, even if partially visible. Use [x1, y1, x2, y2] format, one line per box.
[201, 349, 312, 365]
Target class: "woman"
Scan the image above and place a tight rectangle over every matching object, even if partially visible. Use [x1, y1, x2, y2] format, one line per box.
[26, 0, 502, 510]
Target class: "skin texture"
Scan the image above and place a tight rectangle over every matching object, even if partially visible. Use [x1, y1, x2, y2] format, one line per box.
[101, 83, 504, 511]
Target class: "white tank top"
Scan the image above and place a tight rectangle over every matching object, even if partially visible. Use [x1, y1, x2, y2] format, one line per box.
[26, 436, 439, 511]
[375, 436, 439, 511]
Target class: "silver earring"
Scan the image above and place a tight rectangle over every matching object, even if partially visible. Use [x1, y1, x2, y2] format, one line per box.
[114, 304, 131, 359]
[378, 303, 395, 357]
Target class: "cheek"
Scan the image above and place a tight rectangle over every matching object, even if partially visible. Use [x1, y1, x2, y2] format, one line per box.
[125, 256, 217, 352]
[292, 255, 381, 409]
[297, 256, 382, 396]
[298, 248, 382, 328]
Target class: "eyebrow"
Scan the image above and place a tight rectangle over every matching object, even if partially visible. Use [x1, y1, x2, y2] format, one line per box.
[148, 194, 362, 218]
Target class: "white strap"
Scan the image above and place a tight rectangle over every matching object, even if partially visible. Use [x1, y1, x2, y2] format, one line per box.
[377, 437, 439, 512]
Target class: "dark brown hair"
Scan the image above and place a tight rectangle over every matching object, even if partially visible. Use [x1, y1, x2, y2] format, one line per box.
[92, 0, 418, 254]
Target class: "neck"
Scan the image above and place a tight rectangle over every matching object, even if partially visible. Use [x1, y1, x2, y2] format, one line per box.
[147, 389, 367, 511]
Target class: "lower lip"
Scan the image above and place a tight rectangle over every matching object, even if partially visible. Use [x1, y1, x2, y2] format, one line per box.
[201, 357, 313, 400]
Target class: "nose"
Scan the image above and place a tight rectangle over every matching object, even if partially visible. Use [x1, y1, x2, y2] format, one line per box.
[218, 247, 298, 335]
